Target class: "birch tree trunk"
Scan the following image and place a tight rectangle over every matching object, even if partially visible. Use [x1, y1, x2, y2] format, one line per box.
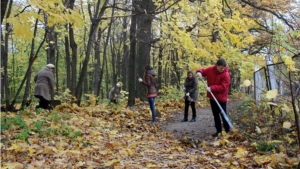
[2, 0, 13, 110]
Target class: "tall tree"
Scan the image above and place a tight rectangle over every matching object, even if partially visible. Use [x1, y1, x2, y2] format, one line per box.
[136, 0, 155, 100]
[127, 0, 137, 106]
[99, 0, 116, 100]
[93, 29, 102, 97]
[1, 1, 13, 110]
[63, 0, 78, 96]
[75, 0, 109, 105]
[1, 0, 9, 24]
[21, 10, 43, 109]
[1, 0, 13, 110]
[121, 8, 129, 90]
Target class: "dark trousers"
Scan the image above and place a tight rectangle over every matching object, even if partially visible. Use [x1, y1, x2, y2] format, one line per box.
[184, 99, 196, 120]
[35, 95, 49, 109]
[108, 99, 117, 105]
[210, 99, 230, 132]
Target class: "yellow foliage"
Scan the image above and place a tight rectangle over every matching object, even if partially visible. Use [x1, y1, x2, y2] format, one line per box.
[266, 89, 278, 99]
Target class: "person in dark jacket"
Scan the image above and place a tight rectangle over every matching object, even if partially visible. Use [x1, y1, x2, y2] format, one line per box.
[138, 65, 157, 124]
[108, 83, 121, 105]
[181, 71, 198, 122]
[196, 58, 231, 137]
[34, 63, 55, 109]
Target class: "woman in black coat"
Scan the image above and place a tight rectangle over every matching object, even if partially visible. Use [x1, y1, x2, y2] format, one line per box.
[181, 71, 198, 122]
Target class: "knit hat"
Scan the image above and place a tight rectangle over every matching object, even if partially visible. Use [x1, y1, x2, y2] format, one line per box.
[116, 83, 120, 87]
[216, 59, 227, 67]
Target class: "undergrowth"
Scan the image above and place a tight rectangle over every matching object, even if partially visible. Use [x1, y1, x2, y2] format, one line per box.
[0, 110, 82, 142]
[231, 97, 299, 157]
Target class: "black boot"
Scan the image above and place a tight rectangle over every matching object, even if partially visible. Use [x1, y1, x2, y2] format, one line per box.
[181, 111, 188, 122]
[181, 118, 188, 122]
[189, 117, 196, 122]
[212, 131, 221, 137]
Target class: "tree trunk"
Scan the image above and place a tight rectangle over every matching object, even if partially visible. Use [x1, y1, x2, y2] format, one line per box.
[46, 26, 56, 65]
[136, 0, 155, 100]
[105, 50, 109, 98]
[67, 0, 78, 96]
[164, 54, 170, 87]
[2, 0, 13, 110]
[93, 30, 101, 96]
[9, 30, 47, 110]
[171, 50, 180, 88]
[111, 38, 116, 85]
[115, 36, 121, 86]
[99, 1, 115, 100]
[157, 46, 163, 91]
[70, 24, 77, 96]
[65, 33, 71, 91]
[1, 0, 9, 24]
[55, 36, 59, 91]
[127, 0, 137, 106]
[2, 22, 11, 109]
[121, 3, 129, 90]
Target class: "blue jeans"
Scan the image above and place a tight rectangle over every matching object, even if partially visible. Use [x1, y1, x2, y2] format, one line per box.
[148, 97, 156, 122]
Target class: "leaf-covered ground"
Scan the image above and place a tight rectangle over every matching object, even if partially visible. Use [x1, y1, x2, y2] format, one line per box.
[1, 98, 299, 168]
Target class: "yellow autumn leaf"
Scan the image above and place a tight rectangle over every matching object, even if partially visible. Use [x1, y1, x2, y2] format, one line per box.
[28, 147, 36, 155]
[274, 107, 280, 115]
[104, 159, 119, 166]
[43, 147, 53, 154]
[8, 143, 22, 153]
[254, 155, 272, 165]
[75, 161, 85, 167]
[279, 145, 285, 152]
[243, 79, 251, 87]
[212, 140, 220, 147]
[255, 126, 261, 134]
[266, 89, 278, 99]
[220, 139, 226, 147]
[283, 122, 291, 129]
[273, 57, 279, 63]
[2, 162, 24, 169]
[234, 147, 248, 158]
[281, 104, 290, 112]
[126, 148, 135, 156]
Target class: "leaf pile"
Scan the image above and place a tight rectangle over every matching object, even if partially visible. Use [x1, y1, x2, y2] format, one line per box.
[1, 99, 299, 168]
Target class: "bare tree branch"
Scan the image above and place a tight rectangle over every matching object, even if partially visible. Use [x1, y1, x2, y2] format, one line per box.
[239, 0, 295, 30]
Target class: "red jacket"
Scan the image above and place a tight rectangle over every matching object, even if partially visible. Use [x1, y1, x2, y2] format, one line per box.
[196, 65, 230, 102]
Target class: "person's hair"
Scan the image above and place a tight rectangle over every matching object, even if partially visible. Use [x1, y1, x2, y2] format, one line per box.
[144, 64, 153, 80]
[187, 71, 193, 75]
[144, 64, 153, 70]
[216, 58, 227, 67]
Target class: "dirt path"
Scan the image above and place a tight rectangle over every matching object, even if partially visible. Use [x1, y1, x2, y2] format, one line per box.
[162, 99, 242, 141]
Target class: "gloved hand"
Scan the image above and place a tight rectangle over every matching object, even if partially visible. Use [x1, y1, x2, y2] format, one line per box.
[182, 87, 186, 92]
[138, 78, 143, 82]
[197, 72, 202, 79]
[186, 92, 190, 97]
[206, 87, 211, 92]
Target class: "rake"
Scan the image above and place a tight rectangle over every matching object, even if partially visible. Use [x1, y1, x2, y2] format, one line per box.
[200, 78, 234, 129]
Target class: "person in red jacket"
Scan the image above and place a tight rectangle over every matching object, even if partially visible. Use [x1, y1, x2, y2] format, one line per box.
[196, 58, 231, 137]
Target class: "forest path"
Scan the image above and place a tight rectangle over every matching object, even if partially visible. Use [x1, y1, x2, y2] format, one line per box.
[161, 99, 243, 142]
